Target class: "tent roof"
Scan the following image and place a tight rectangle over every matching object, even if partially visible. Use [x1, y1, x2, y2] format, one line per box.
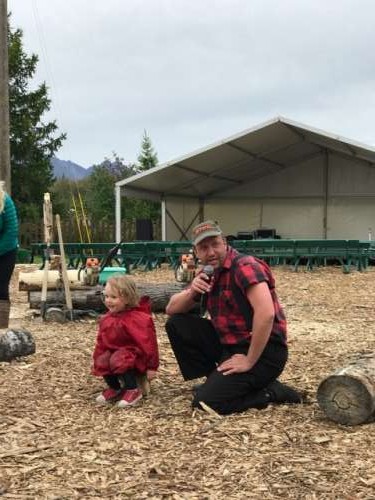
[116, 116, 375, 200]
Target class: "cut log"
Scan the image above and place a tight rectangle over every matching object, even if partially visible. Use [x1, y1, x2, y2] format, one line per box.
[28, 282, 186, 313]
[19, 269, 83, 291]
[317, 353, 375, 425]
[0, 329, 36, 362]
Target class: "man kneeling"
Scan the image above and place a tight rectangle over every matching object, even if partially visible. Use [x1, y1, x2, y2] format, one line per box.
[165, 220, 302, 415]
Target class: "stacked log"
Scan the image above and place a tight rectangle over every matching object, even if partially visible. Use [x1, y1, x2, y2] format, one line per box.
[317, 353, 375, 425]
[19, 270, 186, 312]
[19, 269, 83, 291]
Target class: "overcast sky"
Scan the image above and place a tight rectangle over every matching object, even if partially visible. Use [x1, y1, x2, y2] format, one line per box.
[8, 0, 375, 168]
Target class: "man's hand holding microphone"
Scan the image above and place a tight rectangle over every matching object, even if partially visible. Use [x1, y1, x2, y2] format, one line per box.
[189, 265, 214, 296]
[190, 265, 215, 317]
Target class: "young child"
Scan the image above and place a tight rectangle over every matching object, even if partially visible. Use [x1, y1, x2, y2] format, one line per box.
[92, 275, 159, 408]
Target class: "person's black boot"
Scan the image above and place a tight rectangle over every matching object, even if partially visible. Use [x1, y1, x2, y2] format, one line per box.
[266, 380, 303, 404]
[192, 382, 205, 395]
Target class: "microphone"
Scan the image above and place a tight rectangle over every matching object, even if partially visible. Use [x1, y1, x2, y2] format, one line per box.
[200, 265, 215, 317]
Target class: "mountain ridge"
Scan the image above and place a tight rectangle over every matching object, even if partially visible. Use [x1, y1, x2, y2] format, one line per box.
[51, 157, 93, 180]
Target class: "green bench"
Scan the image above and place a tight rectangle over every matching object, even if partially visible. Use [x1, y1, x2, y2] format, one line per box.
[292, 239, 370, 272]
[232, 239, 296, 265]
[30, 239, 370, 273]
[232, 239, 369, 273]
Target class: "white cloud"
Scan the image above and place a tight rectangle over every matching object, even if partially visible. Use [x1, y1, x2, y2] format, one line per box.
[8, 0, 375, 167]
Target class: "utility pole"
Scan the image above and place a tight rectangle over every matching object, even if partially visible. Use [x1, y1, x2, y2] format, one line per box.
[0, 0, 10, 192]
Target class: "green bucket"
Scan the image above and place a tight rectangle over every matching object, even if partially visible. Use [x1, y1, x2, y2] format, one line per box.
[98, 266, 127, 284]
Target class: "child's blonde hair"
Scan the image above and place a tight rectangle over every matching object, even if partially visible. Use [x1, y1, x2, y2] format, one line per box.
[0, 181, 5, 213]
[106, 274, 140, 308]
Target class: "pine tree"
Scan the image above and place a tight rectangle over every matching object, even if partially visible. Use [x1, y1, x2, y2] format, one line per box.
[84, 153, 137, 222]
[8, 18, 66, 220]
[137, 130, 158, 172]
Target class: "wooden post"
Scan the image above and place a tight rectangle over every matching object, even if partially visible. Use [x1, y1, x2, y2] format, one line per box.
[0, 0, 10, 191]
[55, 214, 73, 319]
[317, 353, 375, 425]
[41, 193, 53, 318]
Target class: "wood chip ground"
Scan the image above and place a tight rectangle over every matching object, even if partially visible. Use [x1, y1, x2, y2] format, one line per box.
[0, 265, 374, 499]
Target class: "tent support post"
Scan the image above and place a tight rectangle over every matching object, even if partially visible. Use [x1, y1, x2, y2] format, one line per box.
[115, 185, 121, 243]
[323, 150, 329, 239]
[161, 198, 166, 241]
[166, 208, 190, 240]
[164, 206, 201, 241]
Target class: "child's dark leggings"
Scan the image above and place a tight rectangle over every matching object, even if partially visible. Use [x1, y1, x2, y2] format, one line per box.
[104, 370, 137, 391]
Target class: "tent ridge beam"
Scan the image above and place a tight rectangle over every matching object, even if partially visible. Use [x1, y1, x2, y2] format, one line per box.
[281, 122, 307, 141]
[309, 141, 375, 166]
[205, 150, 323, 198]
[227, 141, 285, 169]
[174, 162, 241, 184]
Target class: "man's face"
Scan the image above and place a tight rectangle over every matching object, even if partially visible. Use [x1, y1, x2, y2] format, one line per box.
[194, 235, 227, 268]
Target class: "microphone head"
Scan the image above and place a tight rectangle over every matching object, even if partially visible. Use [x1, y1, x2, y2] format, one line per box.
[202, 264, 214, 277]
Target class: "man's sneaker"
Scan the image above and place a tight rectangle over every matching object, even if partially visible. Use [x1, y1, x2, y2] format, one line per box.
[96, 388, 122, 405]
[267, 380, 303, 404]
[117, 388, 143, 408]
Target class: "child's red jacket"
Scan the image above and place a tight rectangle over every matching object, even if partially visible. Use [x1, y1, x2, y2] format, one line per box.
[92, 296, 159, 376]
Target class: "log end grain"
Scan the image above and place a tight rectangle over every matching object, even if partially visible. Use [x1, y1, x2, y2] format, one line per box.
[317, 375, 374, 425]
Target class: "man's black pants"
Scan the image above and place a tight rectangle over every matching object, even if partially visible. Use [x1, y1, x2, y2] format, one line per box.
[165, 313, 288, 415]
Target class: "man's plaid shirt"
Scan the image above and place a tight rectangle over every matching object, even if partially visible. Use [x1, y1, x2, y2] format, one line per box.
[206, 247, 287, 346]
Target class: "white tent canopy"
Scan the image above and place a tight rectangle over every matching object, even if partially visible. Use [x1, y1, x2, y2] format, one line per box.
[115, 116, 375, 241]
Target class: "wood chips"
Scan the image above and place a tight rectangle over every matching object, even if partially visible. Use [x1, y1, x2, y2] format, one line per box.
[0, 265, 374, 499]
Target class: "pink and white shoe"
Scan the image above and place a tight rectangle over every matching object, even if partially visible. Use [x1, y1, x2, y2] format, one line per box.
[96, 388, 122, 405]
[117, 388, 143, 408]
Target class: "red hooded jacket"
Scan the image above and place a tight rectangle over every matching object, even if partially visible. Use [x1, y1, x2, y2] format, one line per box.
[92, 296, 159, 377]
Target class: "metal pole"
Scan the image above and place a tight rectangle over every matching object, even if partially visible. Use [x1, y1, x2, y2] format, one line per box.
[0, 0, 10, 192]
[161, 197, 166, 241]
[323, 150, 329, 239]
[115, 185, 121, 243]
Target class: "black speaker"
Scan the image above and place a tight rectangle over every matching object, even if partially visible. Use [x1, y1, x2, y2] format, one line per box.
[236, 231, 253, 240]
[252, 228, 276, 239]
[136, 219, 153, 240]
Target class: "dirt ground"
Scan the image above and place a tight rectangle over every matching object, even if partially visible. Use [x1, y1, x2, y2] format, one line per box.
[0, 264, 374, 499]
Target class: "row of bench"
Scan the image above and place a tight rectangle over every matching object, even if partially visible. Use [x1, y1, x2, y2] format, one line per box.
[30, 241, 194, 270]
[29, 239, 374, 273]
[232, 239, 373, 272]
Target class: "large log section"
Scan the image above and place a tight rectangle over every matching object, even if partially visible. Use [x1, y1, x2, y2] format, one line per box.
[317, 353, 375, 425]
[19, 270, 187, 312]
[27, 283, 186, 313]
[19, 270, 86, 291]
[0, 329, 36, 362]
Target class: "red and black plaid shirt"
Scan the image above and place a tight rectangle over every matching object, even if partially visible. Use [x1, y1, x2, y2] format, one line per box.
[206, 247, 287, 345]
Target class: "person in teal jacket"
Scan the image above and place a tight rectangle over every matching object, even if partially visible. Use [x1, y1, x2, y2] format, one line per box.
[0, 181, 19, 332]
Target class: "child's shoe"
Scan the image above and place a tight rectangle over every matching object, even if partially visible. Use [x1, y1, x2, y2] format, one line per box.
[96, 388, 122, 404]
[117, 388, 143, 408]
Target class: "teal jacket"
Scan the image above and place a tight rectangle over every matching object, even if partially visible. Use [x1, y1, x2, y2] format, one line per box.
[0, 194, 19, 256]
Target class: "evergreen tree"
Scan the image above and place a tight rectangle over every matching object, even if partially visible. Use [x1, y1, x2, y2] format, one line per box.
[137, 130, 158, 172]
[85, 153, 137, 222]
[8, 18, 66, 220]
